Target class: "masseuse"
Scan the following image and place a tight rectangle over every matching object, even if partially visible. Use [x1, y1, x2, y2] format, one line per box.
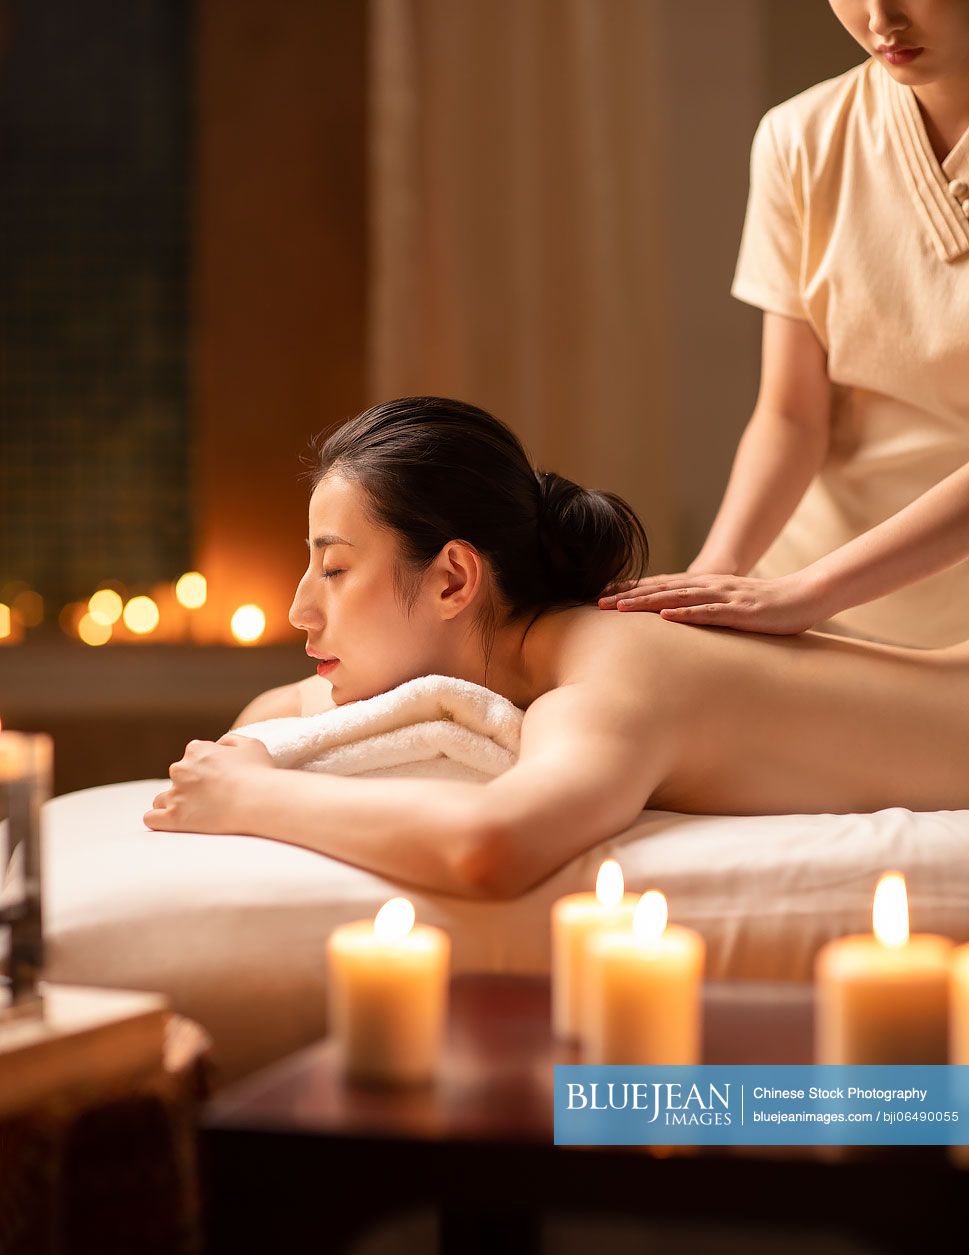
[600, 0, 969, 648]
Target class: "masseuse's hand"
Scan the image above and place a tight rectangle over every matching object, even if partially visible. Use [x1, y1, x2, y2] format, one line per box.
[597, 570, 827, 635]
[143, 733, 276, 834]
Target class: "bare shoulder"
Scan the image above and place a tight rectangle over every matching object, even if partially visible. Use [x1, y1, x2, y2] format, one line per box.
[527, 605, 698, 707]
[232, 681, 301, 729]
[296, 674, 337, 716]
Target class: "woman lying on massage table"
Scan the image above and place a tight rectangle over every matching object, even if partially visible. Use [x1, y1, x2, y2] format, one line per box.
[144, 396, 969, 900]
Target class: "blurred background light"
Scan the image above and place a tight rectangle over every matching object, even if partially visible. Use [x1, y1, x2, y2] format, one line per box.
[175, 571, 207, 609]
[88, 588, 124, 626]
[230, 604, 265, 644]
[122, 595, 160, 635]
[77, 614, 112, 646]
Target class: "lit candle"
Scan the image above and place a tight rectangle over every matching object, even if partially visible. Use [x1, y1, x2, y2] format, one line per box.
[326, 897, 450, 1086]
[950, 944, 969, 1168]
[0, 724, 52, 1016]
[814, 871, 954, 1064]
[551, 859, 639, 1042]
[952, 942, 969, 1064]
[582, 890, 706, 1065]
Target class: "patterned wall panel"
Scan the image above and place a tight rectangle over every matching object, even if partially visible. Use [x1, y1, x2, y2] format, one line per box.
[0, 0, 191, 612]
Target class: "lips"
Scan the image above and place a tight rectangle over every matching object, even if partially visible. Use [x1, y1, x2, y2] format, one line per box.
[877, 44, 923, 60]
[306, 648, 338, 661]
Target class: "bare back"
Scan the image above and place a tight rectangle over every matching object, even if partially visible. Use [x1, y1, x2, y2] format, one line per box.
[524, 606, 969, 815]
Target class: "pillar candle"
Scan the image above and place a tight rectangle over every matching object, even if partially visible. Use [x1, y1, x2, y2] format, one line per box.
[551, 859, 638, 1041]
[0, 725, 51, 1017]
[814, 871, 953, 1065]
[326, 897, 450, 1086]
[950, 944, 969, 1168]
[952, 942, 969, 1064]
[583, 890, 706, 1065]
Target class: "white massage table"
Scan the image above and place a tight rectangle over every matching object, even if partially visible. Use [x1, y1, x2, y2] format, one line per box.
[27, 779, 969, 1083]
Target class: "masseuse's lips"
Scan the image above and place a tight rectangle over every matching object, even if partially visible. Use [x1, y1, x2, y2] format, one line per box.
[876, 44, 923, 62]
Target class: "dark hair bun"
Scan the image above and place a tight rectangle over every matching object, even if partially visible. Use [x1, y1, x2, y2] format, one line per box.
[535, 469, 649, 603]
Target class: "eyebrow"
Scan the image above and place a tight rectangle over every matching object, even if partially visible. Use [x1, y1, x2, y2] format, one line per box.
[305, 534, 355, 550]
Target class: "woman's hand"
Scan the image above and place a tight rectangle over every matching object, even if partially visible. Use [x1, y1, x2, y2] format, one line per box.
[597, 570, 830, 635]
[143, 733, 276, 835]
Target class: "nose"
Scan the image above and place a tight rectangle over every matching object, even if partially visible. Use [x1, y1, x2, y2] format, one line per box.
[288, 571, 321, 632]
[868, 3, 909, 38]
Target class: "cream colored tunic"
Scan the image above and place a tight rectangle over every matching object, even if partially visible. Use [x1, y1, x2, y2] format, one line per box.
[731, 56, 969, 649]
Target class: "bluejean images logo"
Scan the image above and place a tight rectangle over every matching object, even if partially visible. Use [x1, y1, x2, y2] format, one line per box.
[554, 1065, 969, 1146]
[564, 1079, 733, 1127]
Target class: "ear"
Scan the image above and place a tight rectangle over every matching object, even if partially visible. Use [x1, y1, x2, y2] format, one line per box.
[434, 540, 486, 621]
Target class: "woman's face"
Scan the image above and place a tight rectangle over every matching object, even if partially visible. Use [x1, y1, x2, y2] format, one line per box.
[288, 473, 472, 704]
[828, 1, 969, 84]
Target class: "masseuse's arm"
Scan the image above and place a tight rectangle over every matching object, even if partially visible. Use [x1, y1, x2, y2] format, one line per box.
[152, 675, 664, 903]
[600, 311, 829, 612]
[683, 311, 831, 574]
[795, 458, 969, 618]
[602, 423, 969, 636]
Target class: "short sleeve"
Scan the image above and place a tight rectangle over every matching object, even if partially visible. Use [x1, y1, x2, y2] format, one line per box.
[730, 110, 806, 320]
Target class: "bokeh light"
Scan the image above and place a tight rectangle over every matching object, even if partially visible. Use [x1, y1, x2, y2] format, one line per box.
[78, 613, 112, 646]
[12, 589, 43, 627]
[88, 588, 124, 626]
[122, 595, 160, 635]
[175, 571, 207, 609]
[58, 602, 87, 637]
[230, 604, 266, 644]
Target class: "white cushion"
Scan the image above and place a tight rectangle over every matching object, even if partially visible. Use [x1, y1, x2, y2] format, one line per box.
[27, 780, 969, 1081]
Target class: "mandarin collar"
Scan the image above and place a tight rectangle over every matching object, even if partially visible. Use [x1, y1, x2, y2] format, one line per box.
[878, 57, 969, 263]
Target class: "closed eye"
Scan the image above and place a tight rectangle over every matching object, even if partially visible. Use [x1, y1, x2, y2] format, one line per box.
[321, 568, 344, 580]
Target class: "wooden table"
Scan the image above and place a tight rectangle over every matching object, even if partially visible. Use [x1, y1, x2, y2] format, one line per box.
[201, 974, 965, 1255]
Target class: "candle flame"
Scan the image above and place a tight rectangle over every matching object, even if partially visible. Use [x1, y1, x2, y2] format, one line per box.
[872, 870, 909, 947]
[633, 890, 668, 943]
[595, 858, 624, 908]
[373, 896, 415, 941]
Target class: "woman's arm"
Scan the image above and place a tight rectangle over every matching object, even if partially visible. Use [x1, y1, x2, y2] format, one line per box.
[244, 676, 665, 901]
[153, 674, 665, 903]
[687, 310, 832, 575]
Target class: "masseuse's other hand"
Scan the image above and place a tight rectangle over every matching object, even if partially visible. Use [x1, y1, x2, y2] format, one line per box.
[597, 570, 825, 635]
[143, 733, 275, 834]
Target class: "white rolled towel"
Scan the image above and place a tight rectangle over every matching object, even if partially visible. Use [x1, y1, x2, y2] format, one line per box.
[234, 674, 525, 783]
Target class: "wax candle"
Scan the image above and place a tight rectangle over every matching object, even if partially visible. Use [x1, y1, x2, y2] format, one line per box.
[326, 897, 450, 1086]
[0, 725, 51, 1017]
[551, 859, 639, 1042]
[814, 871, 954, 1065]
[952, 942, 969, 1064]
[582, 890, 705, 1065]
[950, 944, 969, 1168]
